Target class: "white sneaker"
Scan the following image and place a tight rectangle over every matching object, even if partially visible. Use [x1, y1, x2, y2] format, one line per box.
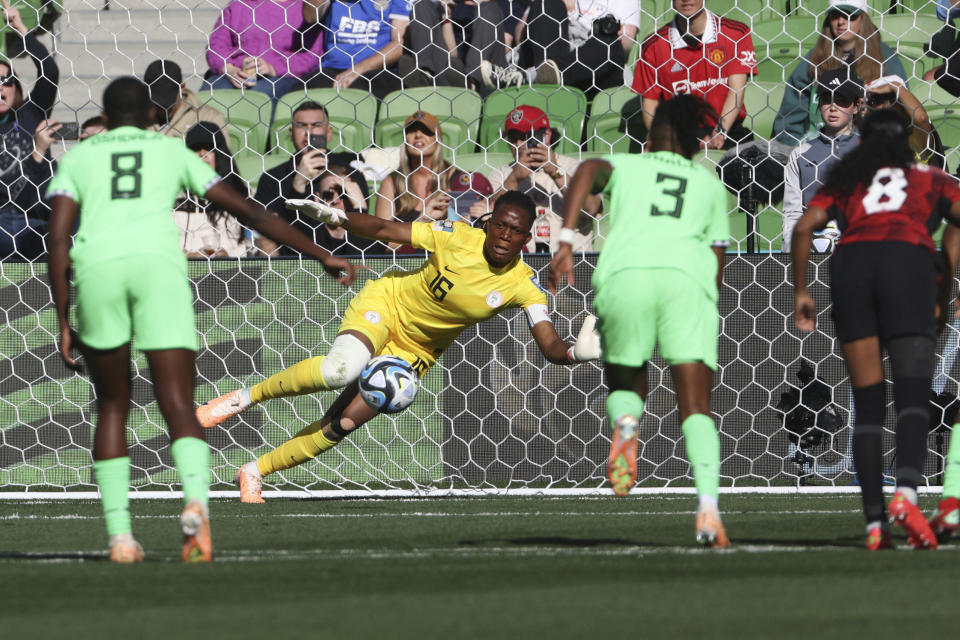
[196, 389, 252, 429]
[480, 60, 526, 89]
[235, 461, 265, 504]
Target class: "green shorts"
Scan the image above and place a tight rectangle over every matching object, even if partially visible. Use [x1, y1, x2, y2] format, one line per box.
[594, 268, 719, 370]
[74, 255, 197, 351]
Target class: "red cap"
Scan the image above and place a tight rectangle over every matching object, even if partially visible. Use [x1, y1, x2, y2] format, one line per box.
[449, 170, 493, 195]
[503, 105, 550, 133]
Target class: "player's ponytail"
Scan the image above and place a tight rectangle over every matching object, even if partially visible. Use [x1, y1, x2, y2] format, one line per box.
[648, 95, 718, 160]
[821, 108, 913, 200]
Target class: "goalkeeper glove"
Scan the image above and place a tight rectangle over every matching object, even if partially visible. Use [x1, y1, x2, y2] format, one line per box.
[285, 198, 348, 226]
[568, 313, 602, 362]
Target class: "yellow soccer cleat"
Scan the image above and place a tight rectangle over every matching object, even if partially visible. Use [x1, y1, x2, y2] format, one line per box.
[235, 461, 265, 504]
[196, 389, 251, 429]
[109, 535, 144, 564]
[695, 508, 731, 549]
[180, 500, 213, 563]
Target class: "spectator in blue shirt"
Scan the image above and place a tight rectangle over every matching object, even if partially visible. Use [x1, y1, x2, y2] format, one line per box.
[303, 0, 411, 99]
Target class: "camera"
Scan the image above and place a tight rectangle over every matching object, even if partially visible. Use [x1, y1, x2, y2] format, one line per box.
[307, 133, 327, 150]
[592, 14, 620, 40]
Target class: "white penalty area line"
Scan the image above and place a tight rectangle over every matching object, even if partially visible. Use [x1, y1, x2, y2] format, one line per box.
[5, 543, 958, 565]
[0, 486, 946, 500]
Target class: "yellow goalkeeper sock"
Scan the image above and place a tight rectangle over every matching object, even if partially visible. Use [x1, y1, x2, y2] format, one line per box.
[256, 421, 339, 476]
[249, 356, 328, 404]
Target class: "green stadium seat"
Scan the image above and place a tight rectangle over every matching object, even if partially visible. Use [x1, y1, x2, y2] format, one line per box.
[270, 88, 378, 154]
[202, 89, 273, 156]
[479, 85, 588, 154]
[743, 81, 786, 139]
[374, 115, 473, 154]
[234, 150, 288, 191]
[378, 87, 483, 147]
[587, 86, 636, 153]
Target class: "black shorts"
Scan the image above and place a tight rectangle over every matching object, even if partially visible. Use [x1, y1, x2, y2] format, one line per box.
[830, 241, 937, 343]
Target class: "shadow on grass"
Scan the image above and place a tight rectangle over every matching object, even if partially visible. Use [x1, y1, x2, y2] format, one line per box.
[459, 536, 652, 547]
[0, 550, 107, 561]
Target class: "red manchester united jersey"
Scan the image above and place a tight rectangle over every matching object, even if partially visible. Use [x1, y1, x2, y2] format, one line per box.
[808, 164, 960, 253]
[631, 10, 756, 126]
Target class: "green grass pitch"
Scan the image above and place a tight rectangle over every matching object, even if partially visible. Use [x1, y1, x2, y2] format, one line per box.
[2, 494, 959, 639]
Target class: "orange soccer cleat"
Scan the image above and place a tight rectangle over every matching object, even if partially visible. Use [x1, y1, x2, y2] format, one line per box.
[180, 500, 213, 563]
[695, 508, 731, 549]
[109, 535, 144, 564]
[235, 461, 266, 504]
[607, 417, 639, 497]
[196, 389, 251, 429]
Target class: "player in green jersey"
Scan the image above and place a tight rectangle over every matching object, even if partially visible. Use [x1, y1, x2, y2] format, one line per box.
[549, 95, 732, 547]
[47, 77, 358, 563]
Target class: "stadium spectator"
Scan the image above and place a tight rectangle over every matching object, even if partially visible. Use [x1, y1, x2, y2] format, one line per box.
[79, 115, 106, 140]
[47, 76, 357, 563]
[302, 0, 411, 99]
[144, 60, 229, 149]
[204, 0, 323, 99]
[480, 0, 640, 95]
[923, 0, 960, 90]
[448, 169, 494, 224]
[253, 100, 368, 256]
[195, 190, 602, 504]
[398, 0, 509, 90]
[791, 109, 960, 551]
[630, 0, 756, 150]
[549, 95, 731, 547]
[174, 121, 253, 258]
[487, 105, 597, 252]
[309, 168, 385, 257]
[0, 0, 58, 261]
[772, 0, 907, 147]
[781, 69, 862, 252]
[864, 75, 945, 169]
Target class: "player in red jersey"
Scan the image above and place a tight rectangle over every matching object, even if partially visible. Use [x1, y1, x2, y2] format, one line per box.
[792, 109, 960, 550]
[631, 0, 756, 150]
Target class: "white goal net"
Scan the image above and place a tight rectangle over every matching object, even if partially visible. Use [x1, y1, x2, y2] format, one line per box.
[0, 0, 958, 496]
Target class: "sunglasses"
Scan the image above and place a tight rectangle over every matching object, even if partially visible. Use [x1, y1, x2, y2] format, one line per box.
[817, 92, 856, 108]
[866, 92, 895, 107]
[827, 10, 863, 21]
[0, 74, 17, 87]
[320, 186, 343, 203]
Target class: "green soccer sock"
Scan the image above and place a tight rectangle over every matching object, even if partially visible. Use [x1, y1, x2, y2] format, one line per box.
[93, 457, 132, 537]
[943, 425, 960, 500]
[682, 413, 721, 501]
[171, 437, 210, 506]
[606, 390, 644, 430]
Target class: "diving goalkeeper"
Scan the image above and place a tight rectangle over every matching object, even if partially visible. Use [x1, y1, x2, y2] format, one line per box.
[549, 95, 731, 548]
[197, 190, 601, 502]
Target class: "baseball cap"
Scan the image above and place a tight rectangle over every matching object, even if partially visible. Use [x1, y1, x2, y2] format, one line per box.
[818, 68, 864, 101]
[449, 170, 494, 196]
[404, 110, 441, 136]
[828, 0, 867, 14]
[143, 59, 183, 111]
[503, 105, 550, 133]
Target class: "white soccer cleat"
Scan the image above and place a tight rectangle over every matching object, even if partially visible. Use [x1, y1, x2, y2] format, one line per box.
[235, 461, 265, 504]
[480, 60, 526, 89]
[196, 389, 252, 429]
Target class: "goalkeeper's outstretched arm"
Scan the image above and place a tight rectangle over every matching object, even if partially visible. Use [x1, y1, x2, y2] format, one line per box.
[530, 314, 601, 365]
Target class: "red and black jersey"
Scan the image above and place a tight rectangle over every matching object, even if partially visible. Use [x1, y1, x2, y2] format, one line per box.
[808, 164, 960, 254]
[631, 10, 756, 127]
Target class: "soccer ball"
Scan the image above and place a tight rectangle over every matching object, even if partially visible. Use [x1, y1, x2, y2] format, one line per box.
[358, 356, 419, 414]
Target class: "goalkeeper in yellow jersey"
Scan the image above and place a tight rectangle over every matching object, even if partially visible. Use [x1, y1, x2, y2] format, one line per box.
[197, 190, 602, 502]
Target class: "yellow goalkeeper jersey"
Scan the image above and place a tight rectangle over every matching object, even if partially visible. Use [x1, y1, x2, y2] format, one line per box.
[369, 220, 548, 363]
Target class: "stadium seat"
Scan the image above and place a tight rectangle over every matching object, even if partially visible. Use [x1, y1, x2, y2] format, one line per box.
[378, 87, 483, 145]
[270, 88, 378, 154]
[587, 86, 636, 153]
[202, 89, 273, 156]
[479, 85, 588, 155]
[743, 81, 786, 139]
[450, 151, 514, 174]
[234, 150, 289, 191]
[374, 115, 473, 154]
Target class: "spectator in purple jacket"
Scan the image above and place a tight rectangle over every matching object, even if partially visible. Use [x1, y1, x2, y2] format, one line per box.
[204, 0, 323, 101]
